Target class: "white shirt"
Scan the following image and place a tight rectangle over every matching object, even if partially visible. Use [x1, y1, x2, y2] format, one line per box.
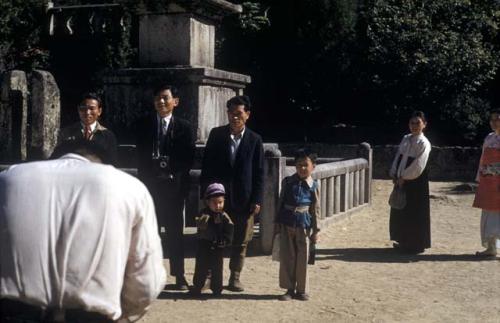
[390, 133, 431, 180]
[230, 128, 245, 165]
[0, 154, 166, 321]
[81, 121, 97, 133]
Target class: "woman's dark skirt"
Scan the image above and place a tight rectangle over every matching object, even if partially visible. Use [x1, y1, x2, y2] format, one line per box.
[390, 169, 431, 253]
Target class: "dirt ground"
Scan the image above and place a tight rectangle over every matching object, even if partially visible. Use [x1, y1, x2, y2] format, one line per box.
[139, 180, 500, 323]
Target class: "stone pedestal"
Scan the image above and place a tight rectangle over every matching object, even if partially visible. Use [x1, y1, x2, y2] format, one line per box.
[103, 67, 250, 143]
[0, 71, 28, 162]
[103, 0, 249, 144]
[29, 70, 61, 160]
[139, 14, 215, 67]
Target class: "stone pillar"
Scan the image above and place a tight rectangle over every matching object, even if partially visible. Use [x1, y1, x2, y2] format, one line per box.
[29, 70, 61, 160]
[139, 14, 215, 67]
[0, 71, 28, 162]
[358, 142, 373, 205]
[260, 144, 284, 254]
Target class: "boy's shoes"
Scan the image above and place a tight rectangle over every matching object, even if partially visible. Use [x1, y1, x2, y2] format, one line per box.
[174, 275, 189, 290]
[294, 292, 310, 301]
[227, 271, 244, 292]
[278, 289, 294, 301]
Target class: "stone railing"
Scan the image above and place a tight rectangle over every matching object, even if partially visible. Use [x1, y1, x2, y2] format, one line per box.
[258, 143, 372, 254]
[0, 143, 372, 255]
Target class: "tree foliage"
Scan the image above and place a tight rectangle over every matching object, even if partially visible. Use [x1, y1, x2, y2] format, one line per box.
[0, 0, 49, 71]
[365, 0, 500, 139]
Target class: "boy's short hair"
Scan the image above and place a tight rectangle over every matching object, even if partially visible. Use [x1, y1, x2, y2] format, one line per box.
[80, 92, 102, 108]
[153, 84, 179, 98]
[204, 183, 226, 199]
[226, 95, 251, 111]
[489, 109, 500, 117]
[294, 148, 317, 164]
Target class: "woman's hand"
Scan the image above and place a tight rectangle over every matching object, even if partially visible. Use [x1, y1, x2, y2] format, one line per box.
[310, 232, 319, 243]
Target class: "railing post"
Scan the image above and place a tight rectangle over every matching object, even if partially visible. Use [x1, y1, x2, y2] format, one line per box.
[359, 168, 365, 205]
[353, 170, 359, 207]
[358, 142, 372, 205]
[260, 146, 284, 254]
[334, 175, 341, 214]
[327, 176, 334, 217]
[348, 171, 354, 210]
[320, 178, 327, 219]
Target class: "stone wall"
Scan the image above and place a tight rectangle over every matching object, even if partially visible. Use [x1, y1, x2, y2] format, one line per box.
[278, 143, 481, 181]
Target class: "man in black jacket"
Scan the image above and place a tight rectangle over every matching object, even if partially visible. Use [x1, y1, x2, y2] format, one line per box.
[58, 92, 118, 165]
[136, 85, 195, 290]
[200, 95, 264, 292]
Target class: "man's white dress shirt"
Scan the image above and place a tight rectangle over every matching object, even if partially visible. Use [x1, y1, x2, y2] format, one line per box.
[0, 154, 166, 320]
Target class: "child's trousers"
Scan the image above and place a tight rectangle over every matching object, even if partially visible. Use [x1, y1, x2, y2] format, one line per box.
[193, 240, 224, 293]
[279, 225, 310, 294]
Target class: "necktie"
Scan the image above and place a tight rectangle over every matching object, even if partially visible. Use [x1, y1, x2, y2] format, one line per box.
[161, 118, 168, 136]
[84, 125, 92, 140]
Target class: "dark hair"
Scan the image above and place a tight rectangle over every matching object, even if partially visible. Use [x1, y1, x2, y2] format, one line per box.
[226, 95, 251, 111]
[80, 92, 102, 108]
[153, 84, 179, 98]
[50, 139, 111, 164]
[489, 109, 500, 116]
[410, 110, 427, 123]
[293, 148, 317, 164]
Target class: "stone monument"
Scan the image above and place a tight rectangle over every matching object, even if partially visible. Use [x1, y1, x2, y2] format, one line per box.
[102, 0, 251, 143]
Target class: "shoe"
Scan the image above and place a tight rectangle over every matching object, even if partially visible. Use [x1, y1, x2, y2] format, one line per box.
[475, 250, 497, 258]
[175, 275, 189, 291]
[227, 271, 244, 292]
[188, 287, 202, 297]
[278, 289, 294, 301]
[202, 276, 211, 291]
[294, 292, 310, 301]
[211, 289, 222, 297]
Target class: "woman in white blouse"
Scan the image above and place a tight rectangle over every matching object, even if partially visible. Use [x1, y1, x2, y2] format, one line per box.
[389, 111, 432, 254]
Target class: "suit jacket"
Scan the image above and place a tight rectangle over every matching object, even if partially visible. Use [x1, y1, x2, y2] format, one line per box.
[135, 114, 195, 195]
[58, 121, 118, 165]
[200, 125, 264, 214]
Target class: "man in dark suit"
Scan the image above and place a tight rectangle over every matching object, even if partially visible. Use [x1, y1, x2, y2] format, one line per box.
[136, 85, 195, 290]
[58, 92, 118, 165]
[200, 95, 264, 292]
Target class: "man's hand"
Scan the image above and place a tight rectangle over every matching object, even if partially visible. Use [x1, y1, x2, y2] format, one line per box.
[310, 232, 319, 243]
[250, 204, 261, 216]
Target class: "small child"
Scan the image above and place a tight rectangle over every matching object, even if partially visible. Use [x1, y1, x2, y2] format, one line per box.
[274, 148, 320, 301]
[190, 183, 234, 296]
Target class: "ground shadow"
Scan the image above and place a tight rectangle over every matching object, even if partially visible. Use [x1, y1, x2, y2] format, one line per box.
[159, 290, 277, 301]
[316, 248, 499, 263]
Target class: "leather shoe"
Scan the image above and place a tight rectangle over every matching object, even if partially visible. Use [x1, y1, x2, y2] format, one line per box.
[175, 275, 189, 291]
[278, 289, 294, 301]
[227, 271, 244, 292]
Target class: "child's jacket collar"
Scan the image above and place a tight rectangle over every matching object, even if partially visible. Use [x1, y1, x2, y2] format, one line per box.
[291, 173, 314, 188]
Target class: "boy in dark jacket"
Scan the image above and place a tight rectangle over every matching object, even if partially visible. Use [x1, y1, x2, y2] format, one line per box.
[190, 183, 234, 296]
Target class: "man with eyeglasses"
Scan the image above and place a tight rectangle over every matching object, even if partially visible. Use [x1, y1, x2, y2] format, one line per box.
[135, 85, 195, 290]
[58, 92, 118, 165]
